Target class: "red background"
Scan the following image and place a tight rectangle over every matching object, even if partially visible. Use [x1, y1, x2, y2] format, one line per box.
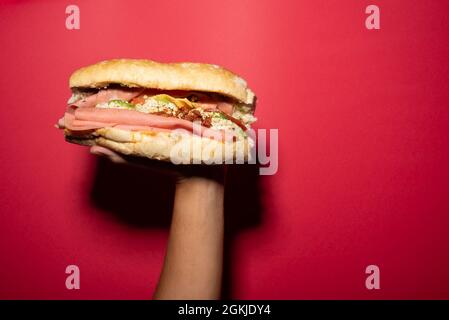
[1, 0, 449, 299]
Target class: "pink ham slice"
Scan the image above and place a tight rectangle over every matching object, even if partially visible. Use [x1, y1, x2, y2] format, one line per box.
[114, 125, 172, 133]
[95, 88, 143, 104]
[74, 108, 225, 139]
[61, 106, 114, 131]
[71, 88, 143, 108]
[61, 108, 230, 141]
[217, 102, 234, 115]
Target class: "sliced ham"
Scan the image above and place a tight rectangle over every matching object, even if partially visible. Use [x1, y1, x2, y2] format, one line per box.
[62, 106, 113, 130]
[96, 88, 143, 104]
[63, 110, 75, 127]
[71, 88, 143, 108]
[217, 102, 234, 115]
[61, 107, 230, 141]
[72, 119, 117, 128]
[114, 125, 172, 133]
[57, 117, 65, 128]
[74, 108, 225, 138]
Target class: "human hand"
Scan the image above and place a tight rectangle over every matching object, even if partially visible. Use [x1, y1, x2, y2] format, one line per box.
[90, 145, 226, 184]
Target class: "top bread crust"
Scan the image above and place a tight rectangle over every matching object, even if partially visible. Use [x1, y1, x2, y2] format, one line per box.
[69, 59, 255, 105]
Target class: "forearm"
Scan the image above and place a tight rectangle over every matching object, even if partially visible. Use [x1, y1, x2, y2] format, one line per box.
[153, 176, 225, 299]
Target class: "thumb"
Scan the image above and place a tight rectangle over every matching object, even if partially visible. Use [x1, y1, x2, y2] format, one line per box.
[90, 146, 127, 164]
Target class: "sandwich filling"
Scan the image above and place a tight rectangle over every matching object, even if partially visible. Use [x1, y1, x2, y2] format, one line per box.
[59, 86, 256, 141]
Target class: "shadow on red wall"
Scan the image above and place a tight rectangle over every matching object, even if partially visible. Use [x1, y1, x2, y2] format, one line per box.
[89, 158, 263, 298]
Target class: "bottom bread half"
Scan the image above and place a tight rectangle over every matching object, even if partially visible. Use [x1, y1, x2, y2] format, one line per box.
[65, 127, 254, 164]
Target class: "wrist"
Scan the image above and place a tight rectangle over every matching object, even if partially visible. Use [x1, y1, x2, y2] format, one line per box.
[174, 169, 225, 218]
[175, 165, 226, 186]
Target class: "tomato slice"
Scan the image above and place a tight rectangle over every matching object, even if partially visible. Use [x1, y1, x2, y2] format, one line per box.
[221, 112, 247, 131]
[130, 95, 146, 105]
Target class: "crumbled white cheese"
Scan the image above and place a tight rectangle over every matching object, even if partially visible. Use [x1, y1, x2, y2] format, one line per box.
[135, 98, 178, 114]
[210, 113, 246, 137]
[232, 105, 257, 127]
[96, 101, 130, 110]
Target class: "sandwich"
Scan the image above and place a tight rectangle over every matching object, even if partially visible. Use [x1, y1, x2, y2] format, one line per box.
[56, 59, 257, 164]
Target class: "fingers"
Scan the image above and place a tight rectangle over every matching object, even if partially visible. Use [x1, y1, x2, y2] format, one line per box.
[90, 146, 127, 164]
[89, 145, 226, 183]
